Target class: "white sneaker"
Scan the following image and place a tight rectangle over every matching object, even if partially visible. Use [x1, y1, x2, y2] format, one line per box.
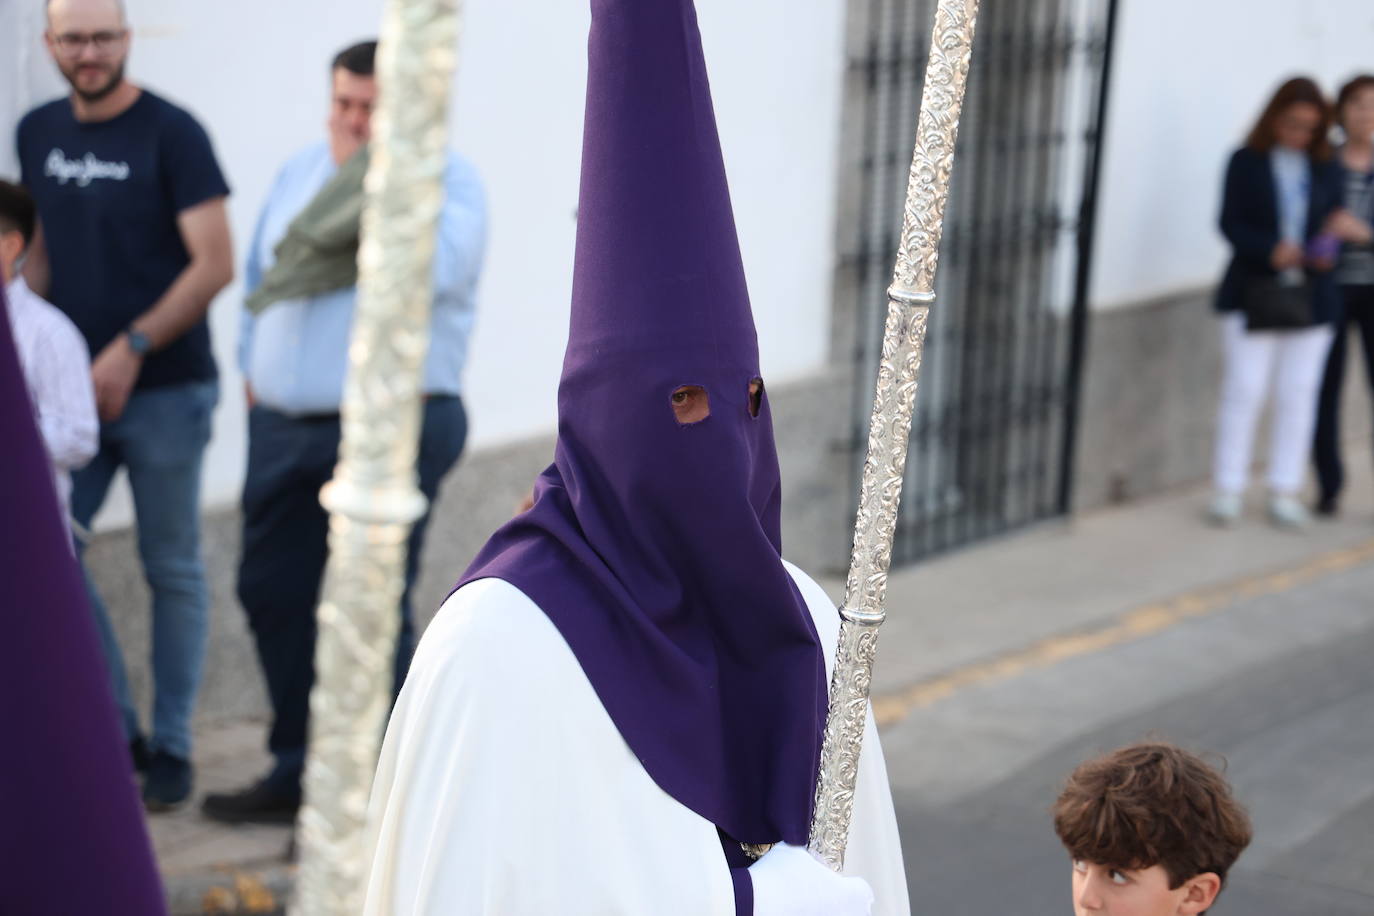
[1207, 492, 1242, 527]
[1268, 494, 1309, 529]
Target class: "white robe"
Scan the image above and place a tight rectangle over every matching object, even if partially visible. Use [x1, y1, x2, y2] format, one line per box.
[364, 561, 910, 915]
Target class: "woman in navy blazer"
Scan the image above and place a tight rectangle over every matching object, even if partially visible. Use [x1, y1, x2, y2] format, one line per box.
[1210, 77, 1349, 528]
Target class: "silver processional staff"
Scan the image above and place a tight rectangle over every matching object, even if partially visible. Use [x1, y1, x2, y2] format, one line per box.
[808, 0, 981, 872]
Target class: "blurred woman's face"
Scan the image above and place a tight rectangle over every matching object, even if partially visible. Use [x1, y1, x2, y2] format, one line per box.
[1340, 88, 1374, 146]
[1275, 102, 1322, 151]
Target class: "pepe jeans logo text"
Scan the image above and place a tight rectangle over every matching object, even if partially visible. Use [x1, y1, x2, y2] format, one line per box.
[44, 149, 131, 187]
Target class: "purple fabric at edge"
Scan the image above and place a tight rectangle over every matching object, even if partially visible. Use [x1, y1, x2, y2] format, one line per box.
[731, 866, 754, 916]
[458, 0, 827, 848]
[0, 282, 167, 912]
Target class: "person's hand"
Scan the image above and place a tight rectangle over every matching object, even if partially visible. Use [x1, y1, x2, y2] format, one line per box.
[514, 487, 536, 516]
[1270, 240, 1304, 271]
[244, 380, 256, 410]
[1326, 209, 1374, 244]
[91, 336, 143, 422]
[749, 842, 875, 916]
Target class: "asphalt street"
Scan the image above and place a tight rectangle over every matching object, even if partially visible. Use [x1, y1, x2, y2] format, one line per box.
[878, 542, 1374, 915]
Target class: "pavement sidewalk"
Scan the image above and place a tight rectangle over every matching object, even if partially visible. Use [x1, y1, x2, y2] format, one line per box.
[153, 461, 1374, 914]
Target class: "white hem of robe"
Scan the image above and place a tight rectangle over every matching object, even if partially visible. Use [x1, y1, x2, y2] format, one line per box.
[363, 561, 911, 916]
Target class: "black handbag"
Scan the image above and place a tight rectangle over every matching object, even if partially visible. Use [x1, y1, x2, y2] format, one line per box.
[1242, 275, 1313, 330]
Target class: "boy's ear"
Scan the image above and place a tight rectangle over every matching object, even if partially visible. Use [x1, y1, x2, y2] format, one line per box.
[1178, 872, 1221, 914]
[0, 231, 23, 276]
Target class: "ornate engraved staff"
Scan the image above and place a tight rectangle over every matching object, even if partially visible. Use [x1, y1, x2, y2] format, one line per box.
[808, 0, 980, 872]
[292, 0, 462, 912]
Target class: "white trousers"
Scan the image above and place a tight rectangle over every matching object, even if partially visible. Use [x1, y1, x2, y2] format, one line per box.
[1212, 312, 1335, 495]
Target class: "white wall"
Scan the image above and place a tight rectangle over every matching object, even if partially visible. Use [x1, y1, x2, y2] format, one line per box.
[1091, 0, 1374, 309]
[2, 0, 847, 528]
[0, 4, 47, 133]
[12, 2, 1374, 525]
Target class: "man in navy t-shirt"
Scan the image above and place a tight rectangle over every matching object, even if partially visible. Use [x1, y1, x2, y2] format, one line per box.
[16, 0, 234, 811]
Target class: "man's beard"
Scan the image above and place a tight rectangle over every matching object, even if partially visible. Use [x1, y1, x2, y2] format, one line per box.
[62, 59, 126, 104]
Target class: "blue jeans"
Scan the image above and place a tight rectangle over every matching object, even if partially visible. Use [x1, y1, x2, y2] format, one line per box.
[71, 380, 218, 760]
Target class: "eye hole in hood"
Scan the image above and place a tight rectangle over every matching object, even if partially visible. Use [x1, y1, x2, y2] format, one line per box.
[670, 385, 710, 425]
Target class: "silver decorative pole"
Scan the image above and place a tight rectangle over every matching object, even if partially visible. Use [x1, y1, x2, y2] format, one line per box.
[292, 0, 462, 912]
[808, 0, 980, 872]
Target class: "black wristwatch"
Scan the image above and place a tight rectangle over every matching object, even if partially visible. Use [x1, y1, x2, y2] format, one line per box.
[125, 328, 152, 357]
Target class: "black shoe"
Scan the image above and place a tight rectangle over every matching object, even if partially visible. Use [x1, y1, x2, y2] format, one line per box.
[201, 777, 301, 825]
[1315, 495, 1339, 517]
[142, 750, 193, 812]
[129, 734, 153, 774]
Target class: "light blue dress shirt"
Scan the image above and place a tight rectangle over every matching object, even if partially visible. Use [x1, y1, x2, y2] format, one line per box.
[239, 141, 487, 415]
[1270, 147, 1310, 287]
[1270, 147, 1310, 243]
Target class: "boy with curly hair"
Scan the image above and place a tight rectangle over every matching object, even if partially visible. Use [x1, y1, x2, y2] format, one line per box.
[1053, 742, 1253, 915]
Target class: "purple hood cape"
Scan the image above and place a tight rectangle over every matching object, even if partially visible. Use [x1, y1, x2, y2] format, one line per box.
[458, 0, 828, 849]
[0, 282, 168, 912]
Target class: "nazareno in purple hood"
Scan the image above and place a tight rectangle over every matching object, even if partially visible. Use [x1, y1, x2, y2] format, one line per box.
[0, 281, 168, 912]
[457, 0, 828, 847]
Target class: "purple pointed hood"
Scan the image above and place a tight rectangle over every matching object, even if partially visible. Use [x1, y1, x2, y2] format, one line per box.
[458, 0, 827, 846]
[0, 282, 167, 912]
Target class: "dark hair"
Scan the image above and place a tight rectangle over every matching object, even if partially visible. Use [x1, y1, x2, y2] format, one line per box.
[1244, 77, 1332, 160]
[332, 40, 378, 78]
[0, 180, 36, 246]
[1053, 743, 1253, 903]
[1336, 74, 1374, 127]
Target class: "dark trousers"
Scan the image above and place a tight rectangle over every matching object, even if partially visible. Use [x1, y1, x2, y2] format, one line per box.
[236, 395, 467, 796]
[1313, 286, 1374, 503]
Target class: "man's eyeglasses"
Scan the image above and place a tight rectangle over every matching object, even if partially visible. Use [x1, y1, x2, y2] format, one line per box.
[51, 30, 128, 57]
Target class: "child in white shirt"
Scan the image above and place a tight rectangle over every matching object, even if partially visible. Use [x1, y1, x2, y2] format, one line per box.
[1, 180, 98, 534]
